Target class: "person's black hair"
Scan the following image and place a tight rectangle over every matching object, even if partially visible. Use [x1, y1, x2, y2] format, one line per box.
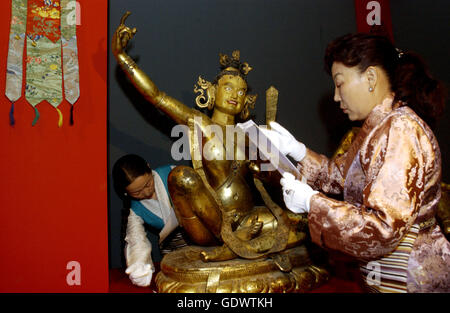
[112, 154, 152, 198]
[324, 33, 446, 129]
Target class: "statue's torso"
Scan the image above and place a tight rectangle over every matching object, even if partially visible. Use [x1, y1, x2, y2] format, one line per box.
[199, 121, 254, 215]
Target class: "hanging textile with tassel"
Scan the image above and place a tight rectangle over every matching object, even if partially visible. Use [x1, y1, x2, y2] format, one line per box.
[25, 0, 63, 126]
[5, 0, 28, 126]
[61, 0, 80, 125]
[5, 0, 80, 127]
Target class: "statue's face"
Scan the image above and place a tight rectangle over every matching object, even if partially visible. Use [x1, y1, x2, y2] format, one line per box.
[214, 74, 247, 116]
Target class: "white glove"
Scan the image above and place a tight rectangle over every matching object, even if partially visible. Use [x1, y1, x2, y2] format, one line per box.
[260, 121, 306, 161]
[280, 172, 318, 213]
[125, 262, 154, 287]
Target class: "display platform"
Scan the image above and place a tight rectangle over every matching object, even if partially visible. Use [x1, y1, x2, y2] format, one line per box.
[108, 260, 365, 293]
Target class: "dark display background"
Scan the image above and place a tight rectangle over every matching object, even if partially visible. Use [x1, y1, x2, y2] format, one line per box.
[108, 0, 450, 268]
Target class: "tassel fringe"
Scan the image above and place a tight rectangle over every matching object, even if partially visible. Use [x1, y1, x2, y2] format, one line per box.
[31, 106, 40, 126]
[70, 105, 74, 125]
[56, 107, 63, 127]
[9, 102, 15, 126]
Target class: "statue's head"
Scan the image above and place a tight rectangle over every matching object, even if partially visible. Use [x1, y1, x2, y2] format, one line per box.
[194, 50, 257, 120]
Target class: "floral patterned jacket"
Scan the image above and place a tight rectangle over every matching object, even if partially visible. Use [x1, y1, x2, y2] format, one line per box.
[300, 99, 450, 292]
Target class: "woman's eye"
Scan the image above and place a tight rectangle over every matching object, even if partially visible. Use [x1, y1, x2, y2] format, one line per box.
[238, 90, 244, 96]
[225, 86, 231, 91]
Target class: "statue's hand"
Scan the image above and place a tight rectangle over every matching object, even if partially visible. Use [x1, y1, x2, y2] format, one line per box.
[235, 214, 263, 241]
[248, 160, 282, 186]
[112, 11, 137, 56]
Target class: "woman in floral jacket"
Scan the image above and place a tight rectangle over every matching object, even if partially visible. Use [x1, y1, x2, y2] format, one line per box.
[264, 33, 449, 292]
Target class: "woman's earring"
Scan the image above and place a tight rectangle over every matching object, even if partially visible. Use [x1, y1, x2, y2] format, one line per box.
[369, 87, 374, 92]
[124, 192, 128, 196]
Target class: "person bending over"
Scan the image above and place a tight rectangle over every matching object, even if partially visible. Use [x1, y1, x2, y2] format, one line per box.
[113, 154, 185, 287]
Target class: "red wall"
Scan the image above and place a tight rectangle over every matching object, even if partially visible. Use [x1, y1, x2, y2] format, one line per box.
[0, 0, 109, 292]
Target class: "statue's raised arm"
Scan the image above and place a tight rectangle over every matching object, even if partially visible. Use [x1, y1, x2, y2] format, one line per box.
[112, 12, 195, 125]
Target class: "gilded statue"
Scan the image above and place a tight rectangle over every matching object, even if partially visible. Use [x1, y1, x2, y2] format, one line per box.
[112, 12, 327, 292]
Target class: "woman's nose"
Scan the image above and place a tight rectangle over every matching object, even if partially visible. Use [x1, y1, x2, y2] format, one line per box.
[334, 88, 341, 102]
[143, 189, 152, 198]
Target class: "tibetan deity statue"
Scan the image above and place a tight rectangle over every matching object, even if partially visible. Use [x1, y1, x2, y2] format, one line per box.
[112, 12, 329, 293]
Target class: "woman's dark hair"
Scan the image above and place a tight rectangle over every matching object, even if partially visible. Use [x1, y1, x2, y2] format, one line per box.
[112, 154, 152, 197]
[324, 33, 446, 129]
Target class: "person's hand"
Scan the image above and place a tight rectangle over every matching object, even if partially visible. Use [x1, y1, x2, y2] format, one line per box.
[280, 172, 318, 213]
[112, 11, 137, 56]
[125, 262, 154, 287]
[260, 121, 306, 161]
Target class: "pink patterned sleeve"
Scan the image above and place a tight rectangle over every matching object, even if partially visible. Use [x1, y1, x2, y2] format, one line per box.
[307, 114, 438, 259]
[298, 149, 346, 194]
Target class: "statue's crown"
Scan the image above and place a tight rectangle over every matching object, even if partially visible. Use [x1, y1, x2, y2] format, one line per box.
[218, 50, 252, 76]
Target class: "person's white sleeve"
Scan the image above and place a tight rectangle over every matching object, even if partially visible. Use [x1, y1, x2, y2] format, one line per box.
[158, 207, 179, 243]
[124, 210, 155, 286]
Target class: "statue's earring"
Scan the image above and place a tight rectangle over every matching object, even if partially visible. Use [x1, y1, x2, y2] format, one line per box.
[369, 86, 374, 92]
[239, 104, 249, 120]
[206, 85, 216, 110]
[194, 76, 215, 110]
[239, 94, 257, 120]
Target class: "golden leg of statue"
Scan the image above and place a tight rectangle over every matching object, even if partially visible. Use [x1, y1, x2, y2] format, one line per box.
[168, 165, 222, 246]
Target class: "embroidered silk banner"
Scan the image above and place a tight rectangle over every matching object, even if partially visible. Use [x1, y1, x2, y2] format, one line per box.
[5, 0, 28, 125]
[5, 0, 80, 127]
[61, 0, 80, 124]
[25, 0, 63, 126]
